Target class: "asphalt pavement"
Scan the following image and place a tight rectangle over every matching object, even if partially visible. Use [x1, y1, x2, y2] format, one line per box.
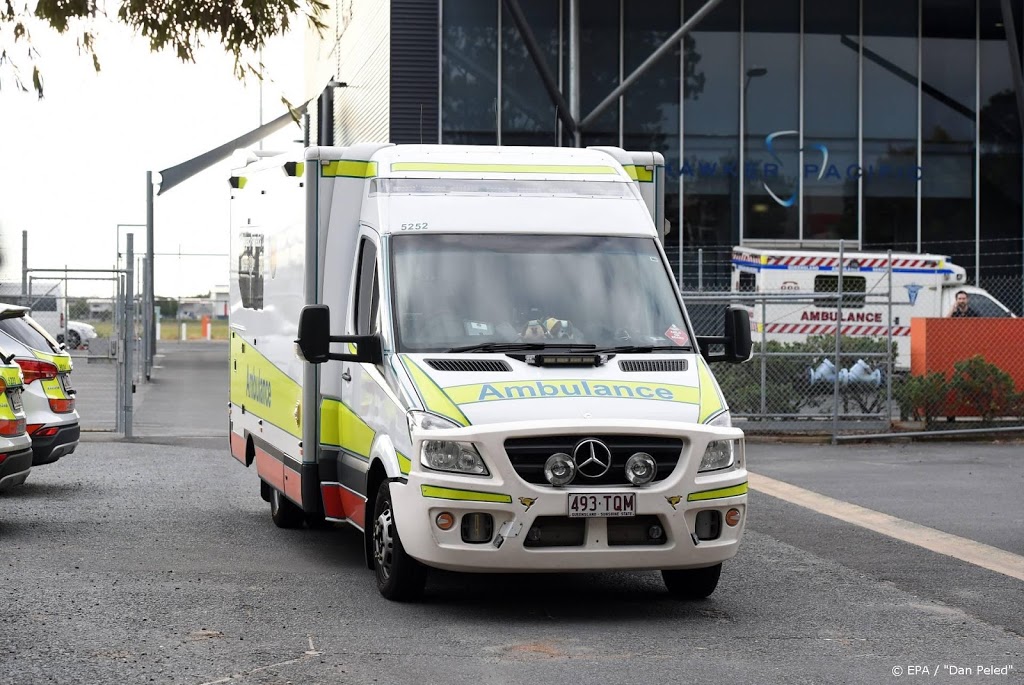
[0, 342, 1020, 684]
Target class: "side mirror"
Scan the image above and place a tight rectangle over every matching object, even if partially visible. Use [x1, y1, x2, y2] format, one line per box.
[696, 306, 752, 364]
[296, 305, 383, 365]
[297, 305, 331, 363]
[724, 306, 752, 362]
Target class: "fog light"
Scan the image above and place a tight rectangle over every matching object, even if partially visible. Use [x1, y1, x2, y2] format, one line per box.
[544, 453, 576, 486]
[725, 508, 741, 527]
[435, 512, 455, 530]
[461, 513, 494, 544]
[625, 452, 657, 485]
[527, 526, 542, 542]
[648, 524, 664, 540]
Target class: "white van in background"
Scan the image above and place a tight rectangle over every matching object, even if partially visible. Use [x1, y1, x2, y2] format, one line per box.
[0, 281, 67, 344]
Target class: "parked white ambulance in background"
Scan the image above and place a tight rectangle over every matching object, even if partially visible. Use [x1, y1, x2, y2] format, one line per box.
[731, 246, 1016, 370]
[228, 143, 752, 601]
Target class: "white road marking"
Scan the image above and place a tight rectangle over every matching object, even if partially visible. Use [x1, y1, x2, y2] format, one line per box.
[749, 472, 1024, 582]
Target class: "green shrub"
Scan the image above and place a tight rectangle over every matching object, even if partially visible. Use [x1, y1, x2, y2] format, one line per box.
[895, 371, 948, 423]
[950, 355, 1016, 422]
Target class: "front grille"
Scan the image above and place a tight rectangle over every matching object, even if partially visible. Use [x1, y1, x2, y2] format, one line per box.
[618, 359, 688, 372]
[426, 359, 511, 372]
[504, 435, 684, 486]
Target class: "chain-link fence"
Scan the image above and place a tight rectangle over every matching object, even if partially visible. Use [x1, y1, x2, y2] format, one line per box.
[680, 241, 1024, 440]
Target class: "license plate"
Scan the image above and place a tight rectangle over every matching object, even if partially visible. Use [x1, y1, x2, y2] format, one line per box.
[7, 389, 22, 412]
[567, 492, 636, 518]
[59, 373, 75, 395]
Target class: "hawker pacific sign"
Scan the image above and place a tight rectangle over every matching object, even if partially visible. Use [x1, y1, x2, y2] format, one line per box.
[669, 130, 923, 207]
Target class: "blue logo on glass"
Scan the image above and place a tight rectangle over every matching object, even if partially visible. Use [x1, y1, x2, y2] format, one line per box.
[666, 129, 924, 208]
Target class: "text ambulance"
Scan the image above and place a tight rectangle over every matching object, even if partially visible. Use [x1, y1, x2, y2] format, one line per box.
[229, 143, 751, 601]
[731, 246, 1016, 370]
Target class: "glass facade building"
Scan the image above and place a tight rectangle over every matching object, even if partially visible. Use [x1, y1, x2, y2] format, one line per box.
[438, 0, 1024, 309]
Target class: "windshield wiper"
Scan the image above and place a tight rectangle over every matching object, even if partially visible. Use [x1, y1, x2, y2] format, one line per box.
[593, 345, 692, 354]
[447, 342, 597, 353]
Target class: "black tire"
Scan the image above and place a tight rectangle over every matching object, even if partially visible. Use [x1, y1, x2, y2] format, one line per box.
[68, 330, 81, 349]
[371, 480, 426, 601]
[270, 487, 304, 529]
[662, 563, 722, 600]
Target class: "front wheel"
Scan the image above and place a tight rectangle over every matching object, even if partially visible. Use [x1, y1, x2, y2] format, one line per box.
[661, 563, 722, 600]
[372, 480, 426, 601]
[270, 487, 304, 529]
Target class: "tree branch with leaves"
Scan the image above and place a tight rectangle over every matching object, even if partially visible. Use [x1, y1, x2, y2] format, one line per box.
[1, 0, 327, 99]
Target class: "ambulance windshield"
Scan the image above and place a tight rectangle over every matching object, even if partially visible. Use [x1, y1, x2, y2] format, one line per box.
[391, 234, 692, 353]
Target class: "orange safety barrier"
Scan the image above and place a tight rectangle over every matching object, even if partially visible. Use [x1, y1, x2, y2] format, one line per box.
[910, 317, 1024, 417]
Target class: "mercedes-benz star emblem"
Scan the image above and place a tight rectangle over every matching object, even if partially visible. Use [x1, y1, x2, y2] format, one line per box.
[573, 438, 612, 479]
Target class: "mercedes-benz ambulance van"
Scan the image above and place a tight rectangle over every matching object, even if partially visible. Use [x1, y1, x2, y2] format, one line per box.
[229, 144, 752, 601]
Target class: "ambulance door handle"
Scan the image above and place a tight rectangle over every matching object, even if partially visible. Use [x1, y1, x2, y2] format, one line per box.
[341, 369, 352, 382]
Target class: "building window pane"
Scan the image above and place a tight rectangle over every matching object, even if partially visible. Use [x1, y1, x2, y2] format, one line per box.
[743, 0, 801, 242]
[442, 0, 498, 144]
[804, 0, 859, 242]
[681, 0, 740, 288]
[921, 0, 976, 270]
[624, 1, 681, 269]
[979, 0, 1023, 313]
[580, 0, 620, 147]
[501, 0, 559, 146]
[862, 0, 919, 250]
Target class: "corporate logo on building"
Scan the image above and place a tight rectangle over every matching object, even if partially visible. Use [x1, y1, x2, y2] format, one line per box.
[668, 130, 924, 207]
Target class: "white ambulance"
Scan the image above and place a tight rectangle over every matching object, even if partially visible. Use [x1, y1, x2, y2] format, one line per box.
[731, 246, 1016, 370]
[228, 143, 752, 601]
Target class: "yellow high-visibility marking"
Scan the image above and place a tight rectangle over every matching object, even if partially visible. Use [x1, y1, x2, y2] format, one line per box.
[688, 482, 748, 502]
[320, 397, 375, 458]
[420, 485, 512, 504]
[32, 349, 72, 373]
[390, 162, 619, 175]
[397, 451, 412, 475]
[697, 356, 726, 424]
[400, 356, 470, 426]
[322, 160, 377, 178]
[0, 366, 23, 388]
[623, 165, 654, 182]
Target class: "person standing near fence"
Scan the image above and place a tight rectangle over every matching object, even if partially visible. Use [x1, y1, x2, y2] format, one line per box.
[948, 291, 979, 318]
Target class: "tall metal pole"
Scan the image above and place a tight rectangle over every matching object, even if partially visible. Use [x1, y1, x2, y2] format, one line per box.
[145, 171, 155, 381]
[124, 234, 135, 439]
[569, 0, 581, 147]
[21, 230, 28, 301]
[832, 240, 845, 444]
[115, 272, 124, 434]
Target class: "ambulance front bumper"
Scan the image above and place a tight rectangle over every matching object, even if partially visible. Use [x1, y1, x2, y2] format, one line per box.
[391, 419, 747, 573]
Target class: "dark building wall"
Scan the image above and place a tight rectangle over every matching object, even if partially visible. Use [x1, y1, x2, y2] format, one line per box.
[391, 0, 440, 143]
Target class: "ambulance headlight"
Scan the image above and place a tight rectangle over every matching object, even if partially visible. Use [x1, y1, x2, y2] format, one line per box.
[699, 440, 736, 473]
[421, 440, 489, 476]
[706, 412, 732, 428]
